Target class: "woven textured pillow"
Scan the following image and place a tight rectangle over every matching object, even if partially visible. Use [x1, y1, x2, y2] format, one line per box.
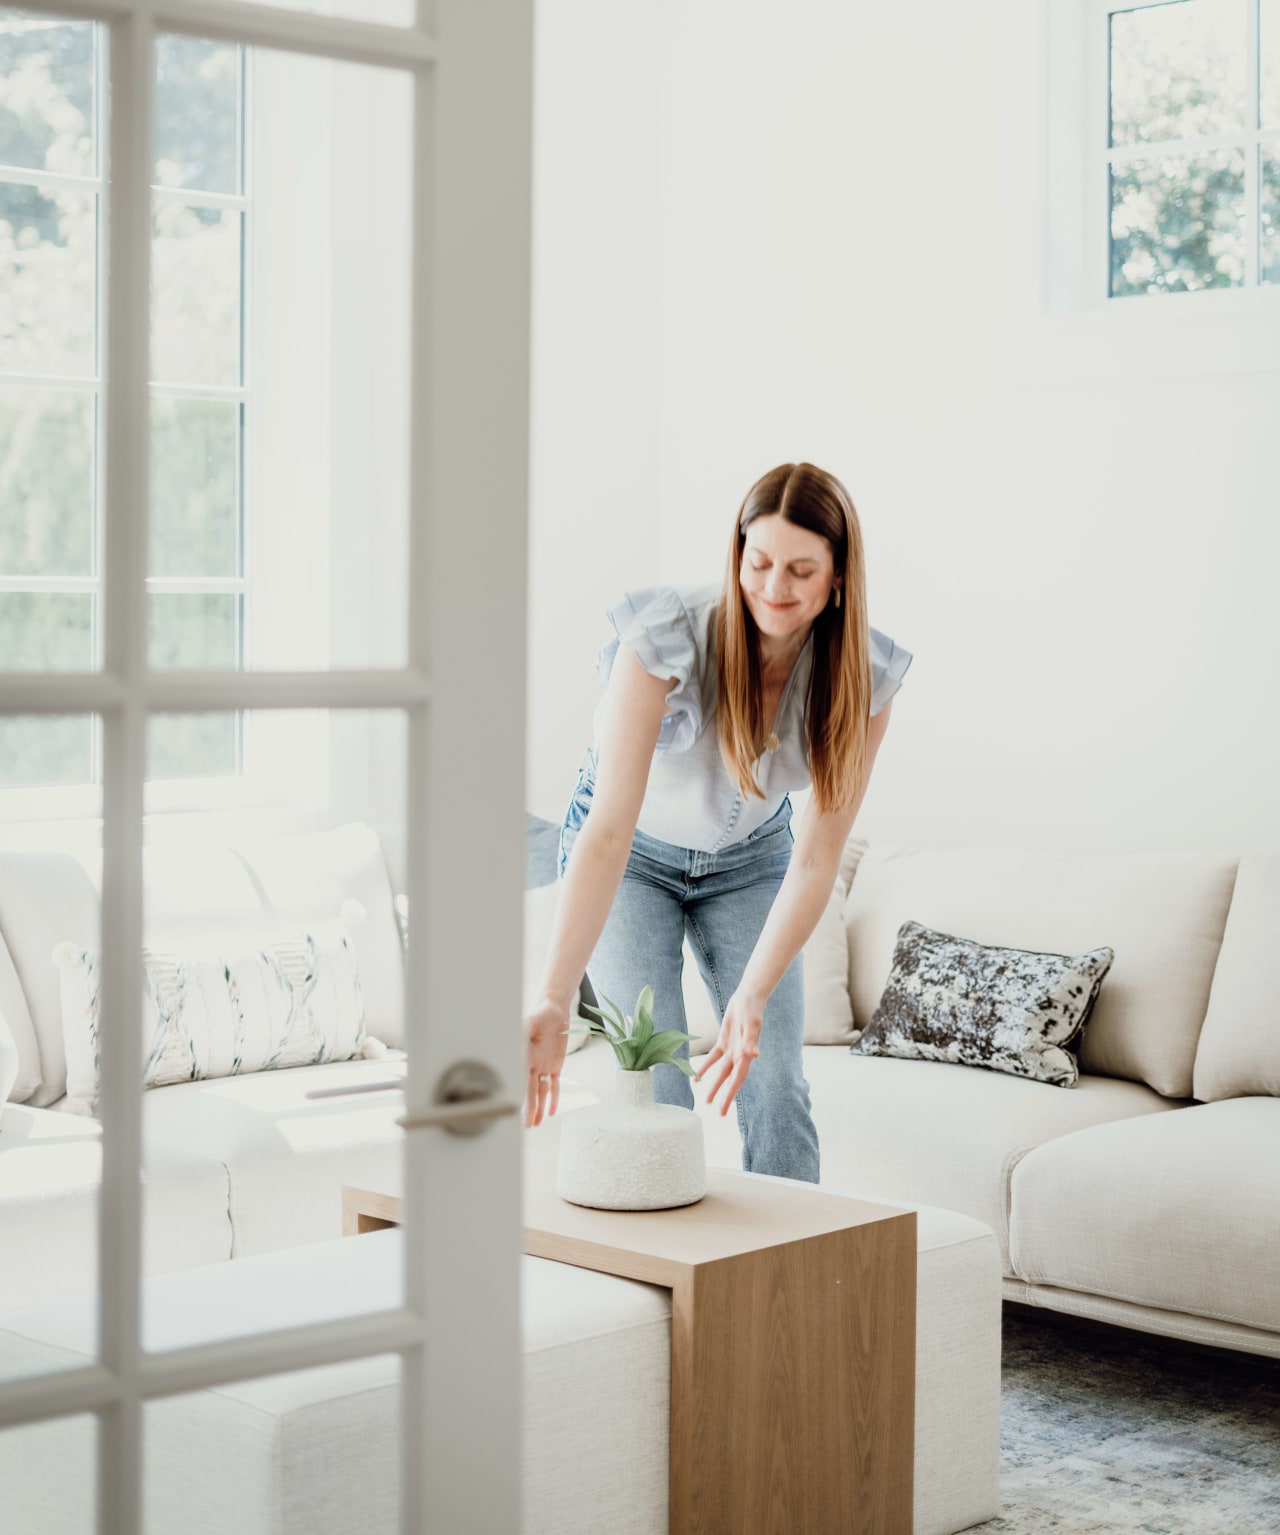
[53, 906, 385, 1114]
[852, 919, 1114, 1088]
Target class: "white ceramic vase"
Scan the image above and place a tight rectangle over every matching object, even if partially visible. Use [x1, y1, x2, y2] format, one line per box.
[556, 1067, 707, 1211]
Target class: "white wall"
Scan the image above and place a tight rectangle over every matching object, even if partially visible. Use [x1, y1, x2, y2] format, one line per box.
[528, 0, 1280, 852]
[525, 1, 665, 818]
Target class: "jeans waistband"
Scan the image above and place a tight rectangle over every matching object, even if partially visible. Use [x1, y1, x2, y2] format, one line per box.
[570, 768, 793, 877]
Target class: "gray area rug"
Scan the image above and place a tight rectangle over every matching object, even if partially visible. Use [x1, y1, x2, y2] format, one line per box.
[971, 1303, 1280, 1534]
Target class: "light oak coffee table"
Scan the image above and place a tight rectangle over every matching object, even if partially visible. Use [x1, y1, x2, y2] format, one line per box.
[344, 1131, 916, 1535]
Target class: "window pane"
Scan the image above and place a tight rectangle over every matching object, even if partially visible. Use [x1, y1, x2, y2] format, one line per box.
[0, 387, 93, 575]
[148, 591, 239, 668]
[1110, 150, 1245, 295]
[1264, 0, 1280, 128]
[150, 397, 238, 577]
[0, 182, 96, 377]
[0, 590, 92, 669]
[155, 35, 239, 195]
[151, 201, 241, 386]
[147, 711, 236, 778]
[0, 712, 92, 784]
[1264, 151, 1280, 284]
[0, 11, 95, 178]
[1110, 0, 1246, 147]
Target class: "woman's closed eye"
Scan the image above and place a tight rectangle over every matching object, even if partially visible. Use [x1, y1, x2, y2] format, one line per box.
[750, 559, 817, 577]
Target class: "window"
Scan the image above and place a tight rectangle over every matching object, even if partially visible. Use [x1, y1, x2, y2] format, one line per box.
[1105, 0, 1279, 297]
[0, 14, 247, 788]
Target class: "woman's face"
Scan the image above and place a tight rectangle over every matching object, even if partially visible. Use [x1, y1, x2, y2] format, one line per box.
[739, 514, 838, 646]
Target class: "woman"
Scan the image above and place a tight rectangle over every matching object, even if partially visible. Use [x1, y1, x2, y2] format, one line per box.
[524, 462, 911, 1183]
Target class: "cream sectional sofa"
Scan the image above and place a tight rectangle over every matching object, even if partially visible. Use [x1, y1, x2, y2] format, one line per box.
[0, 824, 1276, 1363]
[0, 819, 1005, 1535]
[564, 837, 1279, 1359]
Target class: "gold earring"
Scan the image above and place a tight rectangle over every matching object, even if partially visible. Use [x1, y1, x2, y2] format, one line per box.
[834, 587, 842, 609]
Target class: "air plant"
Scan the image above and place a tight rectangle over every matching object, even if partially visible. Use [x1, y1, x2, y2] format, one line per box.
[567, 985, 700, 1078]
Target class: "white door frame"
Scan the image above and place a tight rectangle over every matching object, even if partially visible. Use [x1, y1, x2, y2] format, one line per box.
[0, 3, 532, 1531]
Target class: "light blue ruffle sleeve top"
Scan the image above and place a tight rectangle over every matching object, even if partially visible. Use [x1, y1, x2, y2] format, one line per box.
[587, 583, 912, 853]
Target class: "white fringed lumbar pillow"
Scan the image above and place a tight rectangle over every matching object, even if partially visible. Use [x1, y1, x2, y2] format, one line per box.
[53, 902, 385, 1115]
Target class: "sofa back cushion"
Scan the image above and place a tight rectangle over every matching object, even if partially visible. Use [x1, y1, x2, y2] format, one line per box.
[1193, 854, 1280, 1101]
[232, 825, 404, 1050]
[0, 853, 99, 1107]
[843, 845, 1238, 1099]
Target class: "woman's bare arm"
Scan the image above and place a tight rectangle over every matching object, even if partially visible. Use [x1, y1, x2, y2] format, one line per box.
[525, 649, 671, 1125]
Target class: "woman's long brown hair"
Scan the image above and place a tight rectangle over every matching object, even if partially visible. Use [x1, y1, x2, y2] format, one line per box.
[715, 463, 871, 814]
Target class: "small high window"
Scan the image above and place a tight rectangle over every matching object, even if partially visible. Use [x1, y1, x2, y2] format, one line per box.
[1106, 0, 1279, 296]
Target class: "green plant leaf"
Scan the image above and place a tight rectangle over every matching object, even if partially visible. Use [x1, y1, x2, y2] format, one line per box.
[634, 1029, 695, 1071]
[631, 1005, 654, 1051]
[616, 1039, 643, 1070]
[590, 993, 630, 1035]
[668, 1058, 701, 1079]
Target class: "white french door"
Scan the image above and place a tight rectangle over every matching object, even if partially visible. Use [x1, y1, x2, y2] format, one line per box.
[0, 0, 532, 1530]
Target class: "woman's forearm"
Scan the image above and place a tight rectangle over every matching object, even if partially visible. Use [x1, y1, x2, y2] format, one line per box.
[536, 822, 633, 1014]
[737, 854, 838, 1004]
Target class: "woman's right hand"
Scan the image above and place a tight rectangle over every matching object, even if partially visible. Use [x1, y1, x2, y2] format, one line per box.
[524, 998, 572, 1128]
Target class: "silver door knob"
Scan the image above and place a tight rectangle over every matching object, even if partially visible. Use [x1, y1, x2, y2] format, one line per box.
[398, 1059, 518, 1137]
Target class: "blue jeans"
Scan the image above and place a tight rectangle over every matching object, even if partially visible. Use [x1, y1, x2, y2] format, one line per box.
[558, 770, 820, 1184]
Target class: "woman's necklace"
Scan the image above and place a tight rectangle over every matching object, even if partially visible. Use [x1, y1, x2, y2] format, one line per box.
[761, 635, 807, 755]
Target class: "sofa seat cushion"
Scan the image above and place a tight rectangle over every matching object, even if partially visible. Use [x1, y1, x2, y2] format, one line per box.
[1008, 1097, 1280, 1334]
[141, 1055, 409, 1258]
[560, 1038, 1179, 1273]
[0, 1105, 231, 1314]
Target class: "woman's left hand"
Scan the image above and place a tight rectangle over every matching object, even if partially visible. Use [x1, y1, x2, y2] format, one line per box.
[701, 989, 766, 1115]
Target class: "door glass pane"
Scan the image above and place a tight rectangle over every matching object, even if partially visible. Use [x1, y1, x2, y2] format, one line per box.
[231, 0, 413, 25]
[150, 397, 238, 578]
[1110, 0, 1246, 147]
[155, 35, 239, 195]
[158, 43, 411, 672]
[140, 709, 408, 1342]
[0, 740, 100, 1366]
[145, 1358, 401, 1531]
[0, 591, 92, 670]
[0, 11, 96, 178]
[1264, 151, 1280, 284]
[0, 182, 96, 378]
[148, 591, 238, 670]
[0, 712, 93, 785]
[147, 712, 237, 780]
[1110, 150, 1246, 295]
[0, 1416, 95, 1528]
[151, 200, 242, 387]
[1264, 0, 1280, 128]
[0, 387, 94, 576]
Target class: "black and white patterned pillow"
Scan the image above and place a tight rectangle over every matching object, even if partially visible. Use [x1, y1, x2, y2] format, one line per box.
[852, 920, 1115, 1088]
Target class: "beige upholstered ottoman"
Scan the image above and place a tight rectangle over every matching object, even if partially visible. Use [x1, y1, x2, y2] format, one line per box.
[0, 1210, 1001, 1535]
